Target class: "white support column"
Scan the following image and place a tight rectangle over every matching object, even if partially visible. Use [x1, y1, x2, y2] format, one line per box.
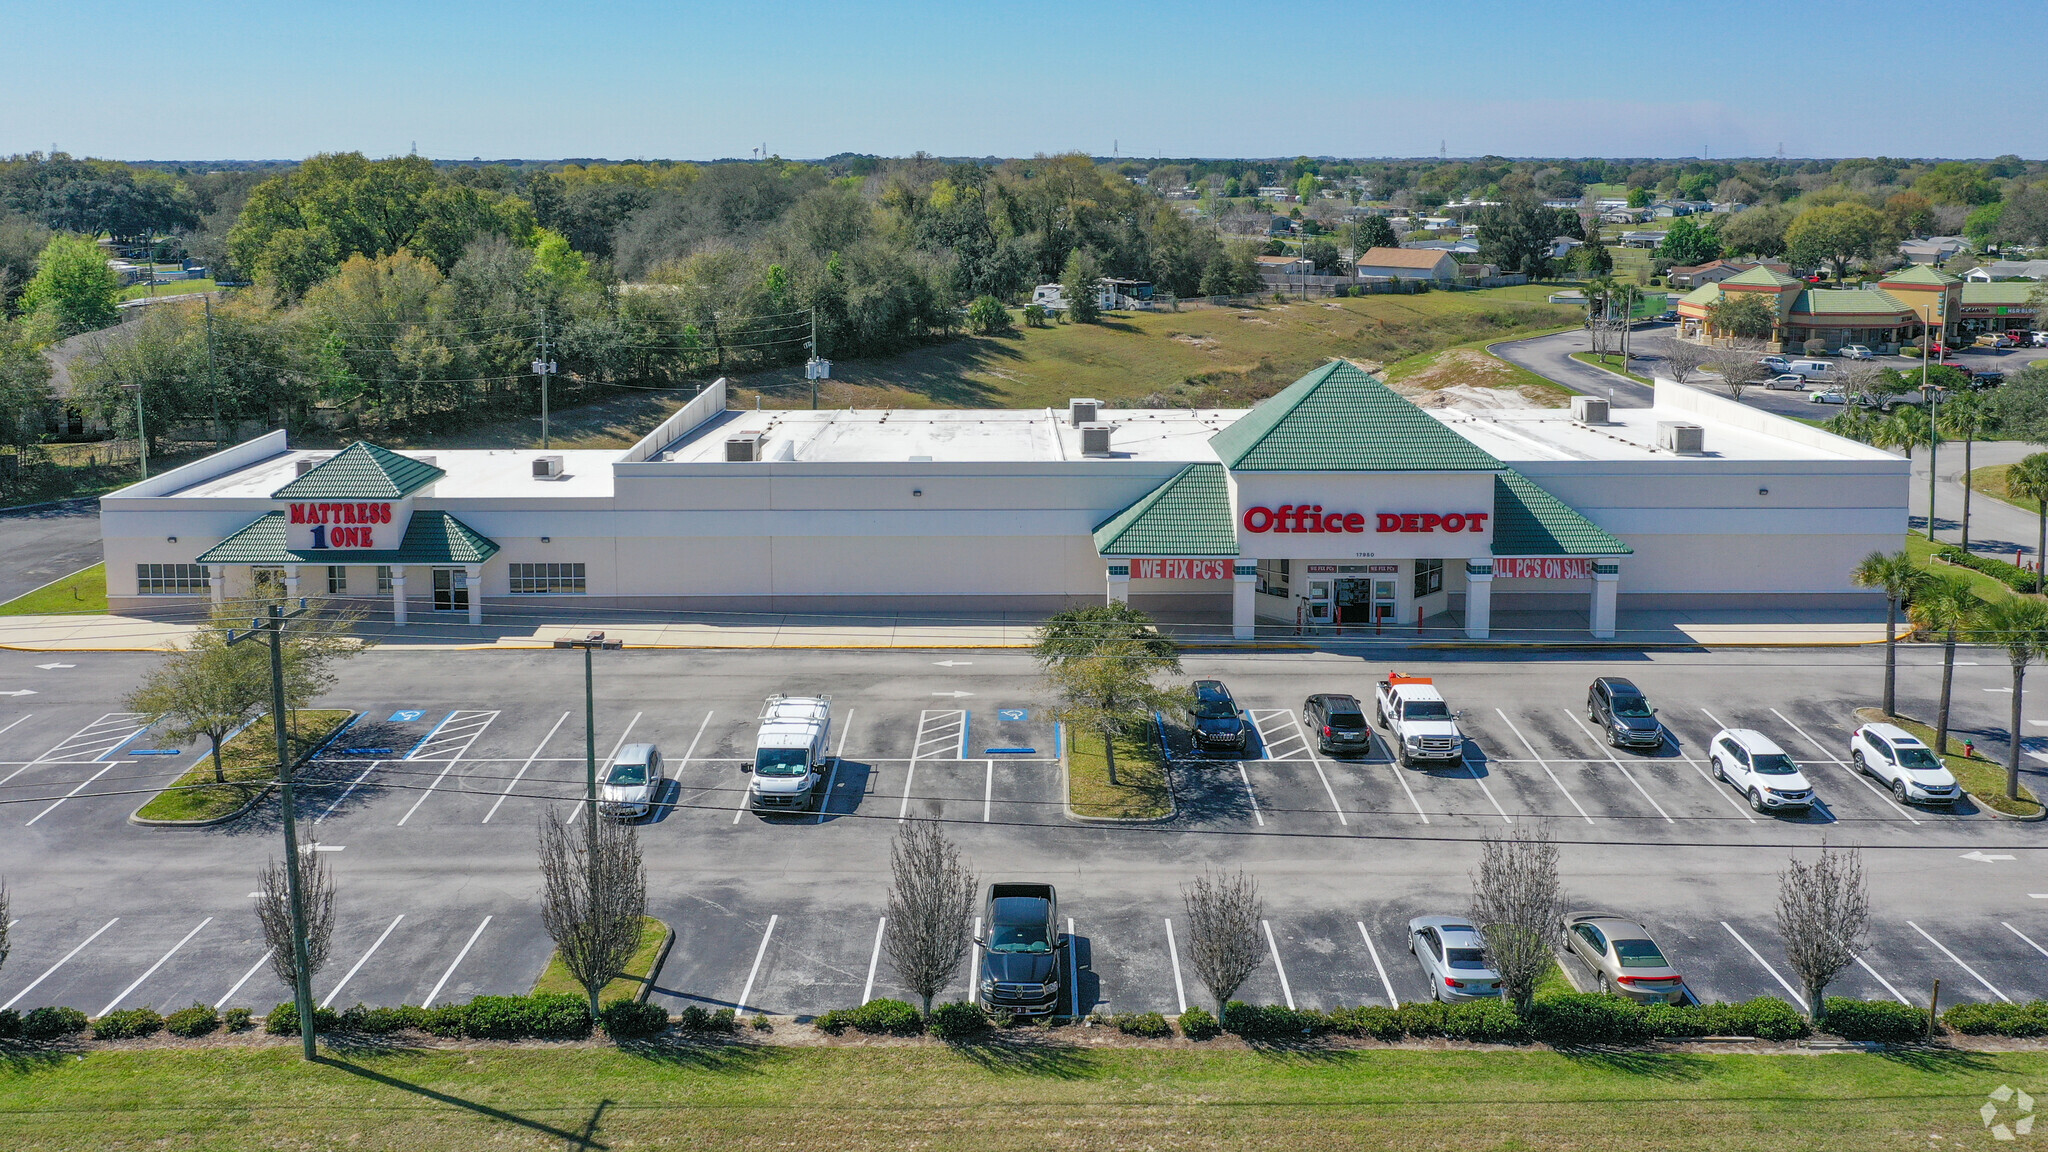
[1232, 560, 1258, 641]
[1590, 561, 1620, 640]
[281, 565, 299, 603]
[1105, 562, 1130, 605]
[1463, 560, 1492, 640]
[207, 565, 225, 608]
[390, 566, 407, 626]
[464, 563, 483, 625]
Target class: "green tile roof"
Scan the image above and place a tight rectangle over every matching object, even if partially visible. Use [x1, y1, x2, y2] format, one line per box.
[196, 510, 499, 565]
[1491, 470, 1630, 557]
[271, 441, 447, 500]
[1961, 282, 2037, 306]
[1881, 265, 1959, 287]
[1092, 464, 1238, 557]
[1789, 288, 1908, 316]
[1678, 283, 1724, 308]
[1720, 265, 1802, 289]
[1208, 360, 1503, 472]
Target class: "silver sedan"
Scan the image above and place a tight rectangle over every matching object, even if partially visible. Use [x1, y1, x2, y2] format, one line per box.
[1560, 911, 1687, 1003]
[1407, 915, 1503, 1002]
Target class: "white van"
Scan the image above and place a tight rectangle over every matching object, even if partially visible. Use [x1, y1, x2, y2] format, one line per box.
[1787, 359, 1836, 380]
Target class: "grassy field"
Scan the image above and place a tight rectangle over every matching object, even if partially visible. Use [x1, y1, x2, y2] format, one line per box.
[1905, 529, 2015, 604]
[0, 1044, 2039, 1151]
[531, 917, 670, 1005]
[1569, 350, 1654, 385]
[132, 709, 355, 823]
[1067, 726, 1172, 820]
[1969, 463, 2045, 516]
[0, 563, 106, 615]
[1853, 706, 2043, 817]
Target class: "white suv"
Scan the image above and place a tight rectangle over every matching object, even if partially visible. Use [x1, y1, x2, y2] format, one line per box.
[1708, 729, 1815, 814]
[1849, 723, 1959, 806]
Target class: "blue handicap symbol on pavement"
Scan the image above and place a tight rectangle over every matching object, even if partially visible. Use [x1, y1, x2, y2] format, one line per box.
[997, 709, 1028, 722]
[388, 710, 425, 723]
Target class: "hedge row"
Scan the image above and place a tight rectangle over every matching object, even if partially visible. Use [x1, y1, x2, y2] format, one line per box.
[1936, 546, 2042, 594]
[1943, 1001, 2048, 1037]
[1183, 996, 1813, 1045]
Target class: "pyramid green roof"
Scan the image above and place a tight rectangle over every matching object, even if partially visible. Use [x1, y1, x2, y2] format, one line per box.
[271, 441, 447, 500]
[1881, 265, 1959, 287]
[1719, 265, 1802, 289]
[196, 510, 498, 565]
[1491, 470, 1630, 557]
[1208, 361, 1503, 472]
[1092, 464, 1238, 557]
[1961, 281, 2034, 306]
[1790, 288, 1907, 316]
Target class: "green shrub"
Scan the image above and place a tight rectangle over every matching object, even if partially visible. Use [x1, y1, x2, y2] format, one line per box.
[163, 1004, 219, 1039]
[1395, 1001, 1447, 1038]
[1113, 1011, 1172, 1039]
[1326, 1004, 1405, 1042]
[91, 1007, 164, 1041]
[265, 1003, 340, 1036]
[1821, 998, 1927, 1043]
[1943, 1001, 2048, 1037]
[928, 1001, 990, 1040]
[599, 998, 670, 1040]
[676, 1005, 711, 1032]
[710, 1007, 738, 1034]
[814, 999, 923, 1036]
[1177, 1006, 1220, 1040]
[1222, 1001, 1331, 1040]
[966, 295, 1012, 335]
[339, 1004, 425, 1035]
[1641, 1002, 1709, 1038]
[462, 995, 594, 1041]
[752, 1014, 773, 1032]
[221, 1007, 254, 1033]
[420, 1004, 467, 1037]
[1528, 993, 1649, 1047]
[1736, 997, 1807, 1041]
[0, 1009, 20, 1039]
[22, 1006, 89, 1041]
[1937, 546, 2040, 593]
[528, 994, 593, 1040]
[1442, 999, 1529, 1044]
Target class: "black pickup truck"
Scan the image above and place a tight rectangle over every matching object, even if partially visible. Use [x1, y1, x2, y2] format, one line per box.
[976, 883, 1064, 1016]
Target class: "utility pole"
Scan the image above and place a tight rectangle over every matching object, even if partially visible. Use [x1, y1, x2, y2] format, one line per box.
[809, 307, 819, 409]
[1922, 293, 1944, 542]
[122, 383, 147, 480]
[204, 296, 222, 447]
[228, 600, 316, 1061]
[532, 312, 558, 450]
[555, 632, 620, 849]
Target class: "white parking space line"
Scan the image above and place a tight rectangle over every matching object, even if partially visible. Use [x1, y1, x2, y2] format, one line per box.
[395, 711, 501, 826]
[1563, 712, 1673, 823]
[1661, 729, 1756, 823]
[1372, 734, 1430, 824]
[1235, 763, 1265, 826]
[966, 916, 982, 1000]
[1768, 708, 1920, 825]
[734, 915, 778, 1014]
[1, 917, 118, 1011]
[1067, 916, 1079, 1020]
[482, 712, 571, 824]
[23, 761, 118, 825]
[322, 915, 405, 1008]
[316, 761, 381, 824]
[0, 714, 32, 740]
[100, 917, 212, 1016]
[1496, 710, 1592, 824]
[862, 917, 886, 1005]
[424, 916, 493, 1006]
[1163, 918, 1188, 1014]
[1261, 920, 1295, 1010]
[1250, 710, 1307, 761]
[1908, 921, 2010, 1003]
[1285, 713, 1349, 826]
[983, 760, 994, 822]
[813, 708, 852, 825]
[217, 949, 274, 1010]
[1699, 706, 1832, 820]
[1851, 952, 1912, 1005]
[900, 709, 966, 820]
[2004, 922, 2048, 962]
[1357, 922, 1399, 1007]
[24, 713, 147, 767]
[1464, 756, 1513, 823]
[1719, 921, 1807, 1010]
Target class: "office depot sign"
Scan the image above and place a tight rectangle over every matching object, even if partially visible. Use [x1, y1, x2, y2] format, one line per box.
[287, 501, 395, 550]
[1240, 504, 1489, 534]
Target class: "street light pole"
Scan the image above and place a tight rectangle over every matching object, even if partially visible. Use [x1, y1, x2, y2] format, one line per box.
[1922, 292, 1945, 543]
[123, 383, 147, 480]
[555, 631, 621, 846]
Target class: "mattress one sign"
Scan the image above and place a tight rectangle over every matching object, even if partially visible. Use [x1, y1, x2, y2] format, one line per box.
[1495, 557, 1594, 580]
[287, 501, 395, 550]
[1131, 558, 1232, 580]
[1240, 504, 1489, 534]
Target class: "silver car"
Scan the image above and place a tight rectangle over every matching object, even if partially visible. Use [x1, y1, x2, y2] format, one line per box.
[1560, 911, 1686, 1003]
[598, 742, 662, 819]
[1407, 915, 1502, 1002]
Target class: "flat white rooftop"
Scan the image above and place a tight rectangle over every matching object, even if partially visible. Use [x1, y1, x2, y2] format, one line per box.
[649, 407, 1243, 464]
[168, 448, 619, 499]
[1431, 404, 1897, 464]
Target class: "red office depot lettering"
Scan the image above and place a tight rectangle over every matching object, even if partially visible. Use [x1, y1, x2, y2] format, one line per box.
[1243, 507, 1274, 532]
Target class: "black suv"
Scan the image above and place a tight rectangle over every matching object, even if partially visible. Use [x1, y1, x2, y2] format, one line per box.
[1303, 693, 1370, 755]
[1587, 677, 1662, 751]
[1186, 679, 1248, 755]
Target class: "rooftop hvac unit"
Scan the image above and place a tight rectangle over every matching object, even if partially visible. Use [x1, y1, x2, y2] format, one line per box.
[725, 431, 765, 462]
[1656, 421, 1704, 455]
[1080, 422, 1114, 457]
[1570, 396, 1609, 423]
[532, 455, 564, 478]
[411, 455, 436, 469]
[1067, 398, 1102, 426]
[293, 455, 332, 476]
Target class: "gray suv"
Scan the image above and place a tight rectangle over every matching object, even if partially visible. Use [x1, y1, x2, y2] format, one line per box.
[1303, 693, 1371, 755]
[1586, 677, 1662, 751]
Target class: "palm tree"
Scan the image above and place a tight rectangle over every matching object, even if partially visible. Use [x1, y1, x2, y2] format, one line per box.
[1910, 574, 1981, 758]
[1936, 394, 1988, 553]
[1977, 597, 2048, 803]
[1851, 551, 1923, 718]
[1871, 405, 1937, 541]
[2005, 452, 2048, 590]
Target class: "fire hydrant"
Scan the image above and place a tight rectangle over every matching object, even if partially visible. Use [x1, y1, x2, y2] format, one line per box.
[1964, 740, 1976, 759]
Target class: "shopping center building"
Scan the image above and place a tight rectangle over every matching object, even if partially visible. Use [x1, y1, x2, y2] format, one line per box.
[99, 363, 1907, 639]
[1674, 264, 2037, 351]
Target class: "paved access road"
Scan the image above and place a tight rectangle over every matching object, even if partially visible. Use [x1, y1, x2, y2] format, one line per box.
[0, 498, 101, 603]
[1, 645, 2044, 1021]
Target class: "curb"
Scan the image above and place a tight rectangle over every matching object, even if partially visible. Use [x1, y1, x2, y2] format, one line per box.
[1061, 716, 1178, 825]
[1967, 791, 2048, 822]
[636, 923, 678, 1005]
[127, 711, 361, 828]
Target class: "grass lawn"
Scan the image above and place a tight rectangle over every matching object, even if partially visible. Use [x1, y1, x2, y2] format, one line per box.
[1569, 350, 1655, 385]
[1904, 529, 2016, 604]
[0, 563, 106, 615]
[1068, 726, 1172, 820]
[131, 709, 355, 823]
[1853, 706, 2044, 818]
[0, 1045, 2040, 1151]
[1969, 462, 2044, 516]
[530, 917, 670, 1005]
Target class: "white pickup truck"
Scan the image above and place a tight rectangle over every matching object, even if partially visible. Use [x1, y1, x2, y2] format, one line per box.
[747, 694, 833, 813]
[1374, 674, 1465, 768]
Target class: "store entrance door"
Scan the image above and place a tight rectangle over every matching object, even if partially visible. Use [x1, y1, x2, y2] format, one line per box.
[1335, 578, 1372, 624]
[1373, 579, 1398, 624]
[432, 568, 469, 612]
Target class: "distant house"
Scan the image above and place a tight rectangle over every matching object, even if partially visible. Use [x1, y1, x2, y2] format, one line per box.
[1667, 259, 1792, 290]
[1964, 260, 2048, 281]
[1255, 255, 1316, 276]
[1548, 236, 1585, 262]
[1350, 247, 1459, 284]
[1899, 236, 1967, 264]
[1408, 238, 1480, 256]
[1619, 230, 1667, 249]
[1268, 216, 1297, 236]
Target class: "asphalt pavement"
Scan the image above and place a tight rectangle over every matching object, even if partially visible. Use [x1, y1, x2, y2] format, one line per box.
[1, 644, 2043, 1022]
[0, 498, 102, 603]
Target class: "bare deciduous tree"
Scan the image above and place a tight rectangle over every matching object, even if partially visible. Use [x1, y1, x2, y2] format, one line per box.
[257, 853, 335, 991]
[1707, 338, 1768, 402]
[538, 808, 647, 1017]
[1469, 831, 1565, 1012]
[1657, 337, 1710, 386]
[884, 819, 978, 1015]
[1181, 869, 1264, 1012]
[1776, 842, 1869, 1026]
[0, 880, 10, 978]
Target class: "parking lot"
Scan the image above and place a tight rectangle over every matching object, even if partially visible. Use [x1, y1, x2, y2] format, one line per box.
[2, 644, 2044, 1022]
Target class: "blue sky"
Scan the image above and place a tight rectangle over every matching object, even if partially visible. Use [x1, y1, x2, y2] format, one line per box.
[4, 0, 2041, 161]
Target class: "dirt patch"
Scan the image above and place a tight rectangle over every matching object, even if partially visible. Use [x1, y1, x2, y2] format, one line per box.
[1170, 333, 1220, 349]
[1384, 347, 1570, 409]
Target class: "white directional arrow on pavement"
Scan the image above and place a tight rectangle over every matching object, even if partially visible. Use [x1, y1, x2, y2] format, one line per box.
[931, 660, 974, 667]
[1961, 851, 2016, 863]
[34, 663, 75, 670]
[0, 690, 35, 697]
[931, 690, 975, 698]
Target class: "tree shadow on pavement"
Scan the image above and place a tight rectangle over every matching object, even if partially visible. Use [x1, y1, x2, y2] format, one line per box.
[314, 1054, 606, 1148]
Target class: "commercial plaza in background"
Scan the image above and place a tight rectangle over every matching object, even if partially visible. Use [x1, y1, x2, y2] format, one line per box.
[97, 363, 1906, 640]
[1675, 263, 2038, 352]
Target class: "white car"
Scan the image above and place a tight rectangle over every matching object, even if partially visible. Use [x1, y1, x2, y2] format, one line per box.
[1407, 916, 1503, 1003]
[1849, 723, 1959, 806]
[598, 742, 662, 819]
[1708, 729, 1815, 814]
[1764, 373, 1806, 390]
[1809, 389, 1846, 404]
[1840, 345, 1875, 359]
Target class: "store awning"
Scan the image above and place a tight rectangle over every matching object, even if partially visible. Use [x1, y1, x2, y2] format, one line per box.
[1491, 470, 1630, 557]
[196, 510, 499, 566]
[1093, 463, 1239, 558]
